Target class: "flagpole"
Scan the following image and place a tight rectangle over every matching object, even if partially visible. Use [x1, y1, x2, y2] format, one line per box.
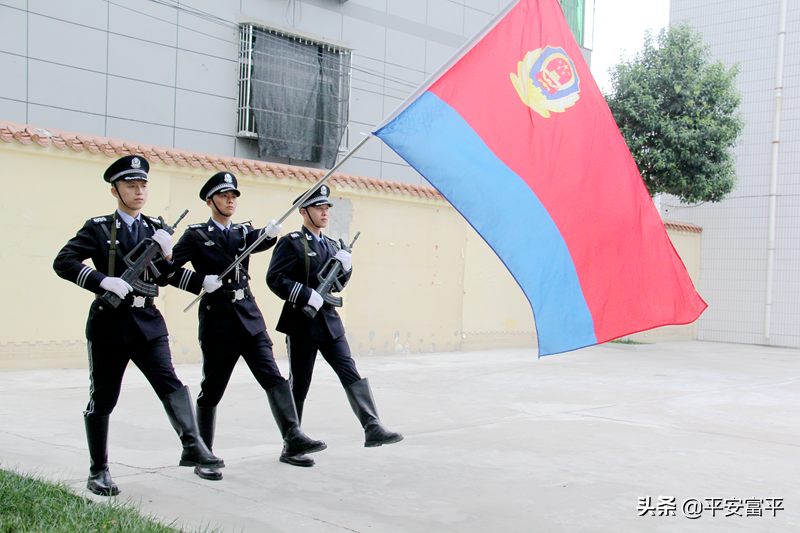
[373, 0, 521, 132]
[182, 134, 372, 312]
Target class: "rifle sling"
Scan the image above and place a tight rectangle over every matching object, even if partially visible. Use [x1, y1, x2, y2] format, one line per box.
[99, 213, 119, 275]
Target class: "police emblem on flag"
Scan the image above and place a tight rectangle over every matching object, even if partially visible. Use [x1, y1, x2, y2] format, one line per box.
[511, 46, 580, 118]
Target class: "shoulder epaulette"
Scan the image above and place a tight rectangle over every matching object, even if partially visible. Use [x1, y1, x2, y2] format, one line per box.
[290, 232, 301, 239]
[91, 216, 108, 224]
[188, 223, 204, 229]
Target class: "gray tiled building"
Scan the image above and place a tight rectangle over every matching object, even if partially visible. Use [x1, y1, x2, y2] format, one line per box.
[0, 0, 592, 184]
[666, 0, 800, 348]
[0, 0, 510, 184]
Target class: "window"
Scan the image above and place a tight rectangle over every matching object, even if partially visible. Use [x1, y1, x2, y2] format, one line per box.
[237, 24, 352, 168]
[559, 0, 594, 50]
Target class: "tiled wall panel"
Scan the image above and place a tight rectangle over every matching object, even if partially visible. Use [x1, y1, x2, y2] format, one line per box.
[0, 5, 28, 56]
[0, 52, 26, 102]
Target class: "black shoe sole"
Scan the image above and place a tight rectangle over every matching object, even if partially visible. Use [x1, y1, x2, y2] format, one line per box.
[87, 484, 120, 496]
[180, 459, 225, 468]
[365, 435, 404, 448]
[194, 466, 223, 480]
[280, 455, 315, 467]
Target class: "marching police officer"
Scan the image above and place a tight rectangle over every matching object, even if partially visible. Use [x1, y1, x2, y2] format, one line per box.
[170, 172, 326, 477]
[266, 185, 403, 448]
[53, 155, 223, 497]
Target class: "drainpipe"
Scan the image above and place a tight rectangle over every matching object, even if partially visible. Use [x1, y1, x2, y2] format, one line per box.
[765, 0, 787, 343]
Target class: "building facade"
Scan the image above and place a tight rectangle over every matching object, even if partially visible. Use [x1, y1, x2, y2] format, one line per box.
[667, 0, 799, 348]
[0, 0, 591, 185]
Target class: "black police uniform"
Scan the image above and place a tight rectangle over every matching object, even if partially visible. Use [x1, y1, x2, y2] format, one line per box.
[172, 218, 282, 404]
[54, 211, 180, 406]
[170, 172, 326, 475]
[267, 225, 358, 400]
[266, 185, 403, 447]
[53, 155, 223, 497]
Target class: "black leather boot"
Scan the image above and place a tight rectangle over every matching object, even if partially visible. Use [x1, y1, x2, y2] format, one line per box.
[345, 378, 404, 447]
[84, 414, 120, 496]
[193, 404, 222, 480]
[266, 381, 326, 467]
[162, 386, 225, 468]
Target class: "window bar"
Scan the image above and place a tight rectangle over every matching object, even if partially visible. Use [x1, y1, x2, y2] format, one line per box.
[237, 24, 257, 138]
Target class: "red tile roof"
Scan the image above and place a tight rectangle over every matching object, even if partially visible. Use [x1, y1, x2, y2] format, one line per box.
[664, 220, 702, 233]
[0, 121, 443, 199]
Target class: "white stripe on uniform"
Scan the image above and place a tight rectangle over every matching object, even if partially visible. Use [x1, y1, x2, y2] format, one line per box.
[77, 265, 93, 288]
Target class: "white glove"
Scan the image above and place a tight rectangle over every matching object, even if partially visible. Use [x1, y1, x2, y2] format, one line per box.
[334, 249, 352, 272]
[202, 275, 223, 294]
[308, 290, 324, 310]
[264, 220, 282, 239]
[100, 277, 133, 299]
[152, 229, 172, 258]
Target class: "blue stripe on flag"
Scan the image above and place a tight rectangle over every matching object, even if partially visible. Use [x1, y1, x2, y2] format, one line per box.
[375, 91, 597, 355]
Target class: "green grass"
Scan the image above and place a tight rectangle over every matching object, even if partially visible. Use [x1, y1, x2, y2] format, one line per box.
[609, 339, 649, 345]
[0, 468, 220, 533]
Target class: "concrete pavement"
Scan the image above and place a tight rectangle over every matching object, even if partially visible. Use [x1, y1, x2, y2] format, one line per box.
[1, 341, 798, 532]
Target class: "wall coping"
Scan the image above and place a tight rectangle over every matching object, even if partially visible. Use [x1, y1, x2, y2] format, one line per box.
[0, 120, 443, 200]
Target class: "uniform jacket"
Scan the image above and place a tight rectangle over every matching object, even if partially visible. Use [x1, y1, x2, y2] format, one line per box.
[53, 213, 172, 343]
[170, 219, 276, 338]
[266, 227, 352, 340]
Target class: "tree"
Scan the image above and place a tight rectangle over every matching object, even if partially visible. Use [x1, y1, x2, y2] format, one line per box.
[605, 23, 744, 203]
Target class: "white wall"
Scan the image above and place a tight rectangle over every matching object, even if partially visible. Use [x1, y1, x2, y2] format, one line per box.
[667, 0, 800, 348]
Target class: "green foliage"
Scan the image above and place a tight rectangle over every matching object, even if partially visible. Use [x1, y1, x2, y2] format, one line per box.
[605, 23, 744, 203]
[0, 468, 218, 533]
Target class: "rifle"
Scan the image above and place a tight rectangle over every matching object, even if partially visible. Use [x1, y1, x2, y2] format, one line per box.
[100, 209, 189, 308]
[302, 232, 360, 319]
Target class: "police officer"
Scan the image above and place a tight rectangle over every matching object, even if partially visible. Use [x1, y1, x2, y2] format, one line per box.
[170, 172, 326, 477]
[266, 185, 403, 448]
[53, 155, 223, 497]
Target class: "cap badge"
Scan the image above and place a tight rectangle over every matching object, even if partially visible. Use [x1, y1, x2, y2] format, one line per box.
[131, 157, 141, 169]
[320, 185, 328, 195]
[224, 174, 233, 183]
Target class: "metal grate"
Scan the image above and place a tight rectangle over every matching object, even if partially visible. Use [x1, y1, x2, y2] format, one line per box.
[237, 23, 352, 159]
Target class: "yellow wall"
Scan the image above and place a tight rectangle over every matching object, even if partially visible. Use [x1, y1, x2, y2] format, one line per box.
[625, 228, 703, 343]
[0, 141, 701, 369]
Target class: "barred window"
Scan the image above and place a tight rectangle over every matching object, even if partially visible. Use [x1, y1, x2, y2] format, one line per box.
[238, 24, 351, 168]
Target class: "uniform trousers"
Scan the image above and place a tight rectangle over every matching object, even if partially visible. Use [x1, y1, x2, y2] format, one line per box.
[85, 336, 183, 417]
[197, 324, 285, 408]
[286, 334, 361, 405]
